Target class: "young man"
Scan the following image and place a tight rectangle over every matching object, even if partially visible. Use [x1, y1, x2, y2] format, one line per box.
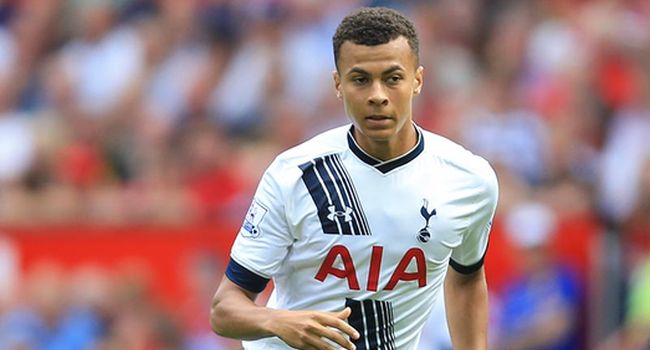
[210, 7, 498, 350]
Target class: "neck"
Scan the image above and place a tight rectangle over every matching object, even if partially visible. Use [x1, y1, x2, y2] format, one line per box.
[354, 124, 418, 161]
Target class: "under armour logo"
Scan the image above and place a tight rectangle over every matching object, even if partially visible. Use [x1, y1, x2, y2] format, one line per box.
[417, 199, 436, 243]
[327, 205, 353, 222]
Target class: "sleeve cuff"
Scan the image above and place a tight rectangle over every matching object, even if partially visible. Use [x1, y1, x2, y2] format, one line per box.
[449, 251, 486, 275]
[225, 258, 270, 293]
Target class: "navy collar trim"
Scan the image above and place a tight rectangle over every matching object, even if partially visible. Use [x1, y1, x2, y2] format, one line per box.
[347, 125, 424, 174]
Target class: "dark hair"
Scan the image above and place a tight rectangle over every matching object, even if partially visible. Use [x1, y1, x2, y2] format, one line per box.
[332, 7, 419, 70]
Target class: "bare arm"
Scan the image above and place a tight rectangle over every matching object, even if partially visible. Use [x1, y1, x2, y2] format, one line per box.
[210, 276, 360, 350]
[444, 266, 488, 350]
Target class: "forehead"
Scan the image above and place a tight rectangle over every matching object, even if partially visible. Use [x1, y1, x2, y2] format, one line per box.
[338, 36, 417, 74]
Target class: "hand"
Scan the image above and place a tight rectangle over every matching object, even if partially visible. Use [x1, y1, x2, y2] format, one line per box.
[267, 307, 360, 350]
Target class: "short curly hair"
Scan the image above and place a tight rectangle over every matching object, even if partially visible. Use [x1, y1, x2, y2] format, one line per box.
[333, 7, 419, 70]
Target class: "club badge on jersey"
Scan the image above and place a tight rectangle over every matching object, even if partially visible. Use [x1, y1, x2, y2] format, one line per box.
[242, 200, 268, 238]
[417, 198, 436, 243]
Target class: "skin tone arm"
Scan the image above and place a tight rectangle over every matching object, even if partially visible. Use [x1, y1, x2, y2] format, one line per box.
[444, 266, 489, 350]
[211, 277, 360, 350]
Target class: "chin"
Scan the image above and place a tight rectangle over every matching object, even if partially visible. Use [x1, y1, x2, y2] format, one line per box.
[359, 127, 396, 141]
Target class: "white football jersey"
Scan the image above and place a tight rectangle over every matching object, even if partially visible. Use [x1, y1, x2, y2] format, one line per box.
[227, 124, 498, 350]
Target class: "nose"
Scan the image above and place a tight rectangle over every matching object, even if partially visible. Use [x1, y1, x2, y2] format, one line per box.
[367, 82, 388, 106]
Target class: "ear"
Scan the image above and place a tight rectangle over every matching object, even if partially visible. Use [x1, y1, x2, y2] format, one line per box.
[413, 66, 424, 95]
[333, 70, 342, 99]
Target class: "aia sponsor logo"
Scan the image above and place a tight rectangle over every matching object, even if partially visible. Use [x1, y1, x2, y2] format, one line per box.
[314, 245, 426, 291]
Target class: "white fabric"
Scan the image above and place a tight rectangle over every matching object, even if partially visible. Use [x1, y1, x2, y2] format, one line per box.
[231, 124, 498, 349]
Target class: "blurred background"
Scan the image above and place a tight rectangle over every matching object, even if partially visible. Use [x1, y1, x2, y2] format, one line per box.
[0, 0, 648, 349]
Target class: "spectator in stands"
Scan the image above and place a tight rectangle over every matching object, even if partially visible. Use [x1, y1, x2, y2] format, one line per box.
[495, 201, 581, 350]
[0, 1, 648, 347]
[598, 58, 650, 225]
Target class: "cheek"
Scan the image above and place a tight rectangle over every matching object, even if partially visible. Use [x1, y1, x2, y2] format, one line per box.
[343, 101, 363, 120]
[393, 90, 413, 108]
[342, 94, 364, 112]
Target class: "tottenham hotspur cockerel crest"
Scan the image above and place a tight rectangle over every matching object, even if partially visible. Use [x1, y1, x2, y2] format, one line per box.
[417, 199, 436, 243]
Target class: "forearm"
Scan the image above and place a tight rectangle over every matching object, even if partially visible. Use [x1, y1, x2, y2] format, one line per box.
[210, 278, 275, 340]
[444, 267, 488, 350]
[211, 276, 358, 349]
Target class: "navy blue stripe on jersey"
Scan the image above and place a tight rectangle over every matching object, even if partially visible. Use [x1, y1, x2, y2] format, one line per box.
[225, 258, 270, 293]
[363, 299, 379, 348]
[299, 155, 371, 235]
[314, 156, 355, 234]
[300, 158, 340, 234]
[324, 155, 371, 235]
[347, 125, 425, 174]
[449, 249, 487, 274]
[380, 300, 396, 350]
[386, 304, 395, 350]
[346, 298, 396, 350]
[320, 156, 359, 235]
[346, 299, 367, 350]
[375, 300, 388, 349]
[329, 154, 372, 235]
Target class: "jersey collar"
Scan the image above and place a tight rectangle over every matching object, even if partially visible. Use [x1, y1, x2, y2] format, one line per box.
[347, 124, 424, 174]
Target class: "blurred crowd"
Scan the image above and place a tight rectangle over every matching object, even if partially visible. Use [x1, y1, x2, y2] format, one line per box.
[0, 0, 649, 349]
[0, 244, 241, 349]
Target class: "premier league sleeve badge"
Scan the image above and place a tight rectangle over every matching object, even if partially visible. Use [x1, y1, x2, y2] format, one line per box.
[241, 199, 269, 238]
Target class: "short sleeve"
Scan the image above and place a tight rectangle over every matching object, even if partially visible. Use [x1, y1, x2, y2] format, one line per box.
[228, 159, 294, 289]
[450, 159, 499, 274]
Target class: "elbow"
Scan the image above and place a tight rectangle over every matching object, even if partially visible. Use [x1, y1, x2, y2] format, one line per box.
[209, 298, 229, 337]
[209, 277, 261, 339]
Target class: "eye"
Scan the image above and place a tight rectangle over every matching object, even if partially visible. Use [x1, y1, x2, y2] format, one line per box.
[352, 76, 369, 85]
[387, 75, 403, 84]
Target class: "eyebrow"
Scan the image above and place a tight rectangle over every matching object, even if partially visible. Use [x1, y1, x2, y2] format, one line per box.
[346, 65, 405, 76]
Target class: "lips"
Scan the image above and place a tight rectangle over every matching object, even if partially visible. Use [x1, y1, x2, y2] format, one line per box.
[364, 115, 393, 127]
[365, 115, 391, 120]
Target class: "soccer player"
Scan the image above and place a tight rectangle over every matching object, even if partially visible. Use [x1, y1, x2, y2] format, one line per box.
[210, 7, 498, 350]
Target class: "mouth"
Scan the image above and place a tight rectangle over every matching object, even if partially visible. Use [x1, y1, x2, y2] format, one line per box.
[365, 115, 392, 121]
[363, 115, 393, 128]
